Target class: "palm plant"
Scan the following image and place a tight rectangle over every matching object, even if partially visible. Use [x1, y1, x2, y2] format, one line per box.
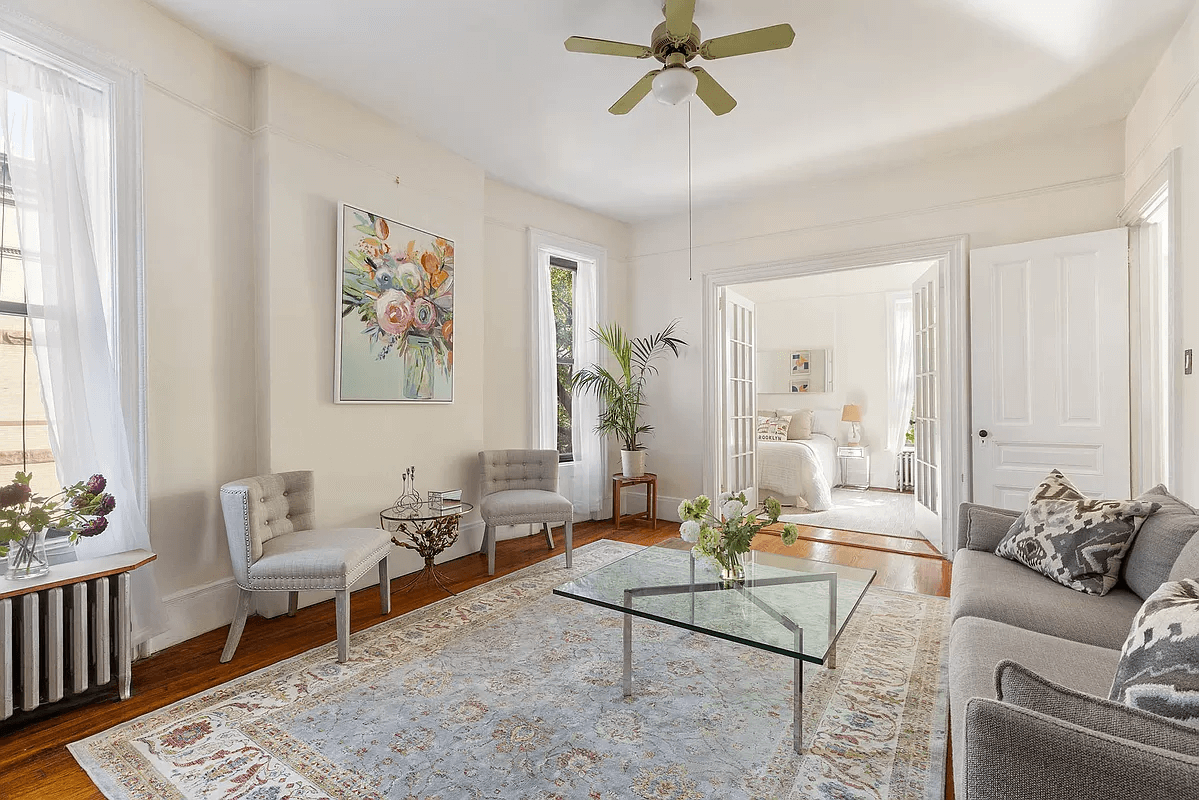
[572, 320, 686, 452]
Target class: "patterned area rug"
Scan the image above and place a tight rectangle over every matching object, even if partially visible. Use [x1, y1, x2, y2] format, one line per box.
[70, 541, 950, 800]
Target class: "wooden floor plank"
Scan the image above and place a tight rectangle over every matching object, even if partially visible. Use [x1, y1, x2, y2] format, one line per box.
[0, 520, 951, 800]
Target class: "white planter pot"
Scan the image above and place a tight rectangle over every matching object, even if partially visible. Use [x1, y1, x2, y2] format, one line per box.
[621, 450, 647, 478]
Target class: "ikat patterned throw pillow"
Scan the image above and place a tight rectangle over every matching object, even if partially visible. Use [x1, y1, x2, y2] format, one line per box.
[1109, 579, 1199, 728]
[995, 470, 1161, 596]
[756, 415, 792, 442]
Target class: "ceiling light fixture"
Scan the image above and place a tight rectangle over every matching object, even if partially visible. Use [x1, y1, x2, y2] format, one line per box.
[652, 64, 697, 106]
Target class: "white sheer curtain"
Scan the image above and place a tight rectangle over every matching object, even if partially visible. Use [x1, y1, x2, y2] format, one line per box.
[530, 248, 557, 450]
[886, 292, 916, 453]
[2, 55, 165, 644]
[570, 258, 605, 519]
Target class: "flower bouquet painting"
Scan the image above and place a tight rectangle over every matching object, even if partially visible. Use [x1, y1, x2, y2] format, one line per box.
[679, 492, 800, 583]
[0, 471, 114, 580]
[336, 203, 454, 402]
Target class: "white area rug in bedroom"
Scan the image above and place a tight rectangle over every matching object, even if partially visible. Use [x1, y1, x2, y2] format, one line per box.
[780, 489, 920, 539]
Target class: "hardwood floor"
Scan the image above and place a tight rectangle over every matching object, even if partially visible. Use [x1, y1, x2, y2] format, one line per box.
[0, 520, 951, 800]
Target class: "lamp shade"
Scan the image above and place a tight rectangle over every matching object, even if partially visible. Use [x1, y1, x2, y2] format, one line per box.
[841, 404, 862, 423]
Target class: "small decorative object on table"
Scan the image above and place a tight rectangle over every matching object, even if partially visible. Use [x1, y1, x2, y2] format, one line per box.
[428, 488, 462, 512]
[0, 471, 114, 580]
[678, 492, 800, 583]
[393, 465, 421, 510]
[380, 500, 474, 595]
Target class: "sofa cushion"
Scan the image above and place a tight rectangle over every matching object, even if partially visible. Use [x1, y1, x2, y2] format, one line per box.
[948, 617, 1121, 799]
[994, 470, 1160, 595]
[1171, 532, 1199, 581]
[997, 660, 1199, 755]
[1110, 579, 1199, 727]
[951, 549, 1143, 649]
[1122, 486, 1199, 599]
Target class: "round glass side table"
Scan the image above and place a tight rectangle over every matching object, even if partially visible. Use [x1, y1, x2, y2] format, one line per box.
[380, 501, 474, 595]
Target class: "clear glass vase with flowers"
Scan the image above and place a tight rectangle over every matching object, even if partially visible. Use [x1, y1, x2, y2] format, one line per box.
[678, 492, 800, 583]
[0, 471, 115, 580]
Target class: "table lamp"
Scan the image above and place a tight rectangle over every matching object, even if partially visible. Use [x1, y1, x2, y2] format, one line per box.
[841, 404, 863, 445]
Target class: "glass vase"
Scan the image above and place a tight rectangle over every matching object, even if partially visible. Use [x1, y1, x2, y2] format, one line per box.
[403, 335, 435, 400]
[719, 549, 747, 584]
[7, 528, 49, 581]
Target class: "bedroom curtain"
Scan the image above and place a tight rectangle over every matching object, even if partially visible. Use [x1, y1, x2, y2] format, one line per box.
[886, 292, 915, 453]
[1, 54, 166, 644]
[531, 248, 557, 451]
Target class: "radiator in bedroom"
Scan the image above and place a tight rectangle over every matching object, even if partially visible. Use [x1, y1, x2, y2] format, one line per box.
[1, 549, 155, 722]
[897, 448, 916, 492]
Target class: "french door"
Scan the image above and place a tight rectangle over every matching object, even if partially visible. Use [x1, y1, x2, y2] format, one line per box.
[912, 264, 941, 546]
[720, 288, 757, 505]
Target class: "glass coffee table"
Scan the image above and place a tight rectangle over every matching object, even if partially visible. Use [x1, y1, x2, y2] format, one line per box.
[554, 539, 875, 754]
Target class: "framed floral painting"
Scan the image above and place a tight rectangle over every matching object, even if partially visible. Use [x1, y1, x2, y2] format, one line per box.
[335, 203, 454, 402]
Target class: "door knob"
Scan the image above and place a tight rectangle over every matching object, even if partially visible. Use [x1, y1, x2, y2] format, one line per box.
[978, 430, 989, 439]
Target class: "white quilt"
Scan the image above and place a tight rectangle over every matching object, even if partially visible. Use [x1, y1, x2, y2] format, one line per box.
[757, 433, 837, 512]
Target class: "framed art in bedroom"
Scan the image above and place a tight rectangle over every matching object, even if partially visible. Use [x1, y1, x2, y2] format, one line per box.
[335, 203, 455, 403]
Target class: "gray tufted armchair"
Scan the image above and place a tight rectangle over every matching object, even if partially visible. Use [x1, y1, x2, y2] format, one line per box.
[219, 471, 394, 663]
[478, 450, 573, 575]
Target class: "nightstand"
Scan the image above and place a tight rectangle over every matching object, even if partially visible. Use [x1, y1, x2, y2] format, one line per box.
[836, 445, 870, 491]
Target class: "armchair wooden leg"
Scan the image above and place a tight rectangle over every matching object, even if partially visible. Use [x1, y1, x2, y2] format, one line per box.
[543, 522, 555, 550]
[335, 589, 350, 663]
[220, 588, 253, 663]
[478, 524, 490, 555]
[565, 519, 573, 569]
[487, 524, 496, 576]
[287, 591, 298, 617]
[378, 557, 391, 615]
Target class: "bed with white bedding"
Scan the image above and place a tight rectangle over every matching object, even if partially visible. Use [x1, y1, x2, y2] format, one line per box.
[757, 432, 838, 511]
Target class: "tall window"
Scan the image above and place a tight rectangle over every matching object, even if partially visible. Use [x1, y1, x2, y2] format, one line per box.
[550, 256, 576, 462]
[0, 155, 56, 498]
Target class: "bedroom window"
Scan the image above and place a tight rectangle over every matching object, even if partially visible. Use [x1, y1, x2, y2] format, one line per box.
[550, 256, 576, 462]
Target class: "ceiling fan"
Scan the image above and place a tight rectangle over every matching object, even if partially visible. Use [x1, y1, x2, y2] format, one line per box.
[564, 0, 795, 116]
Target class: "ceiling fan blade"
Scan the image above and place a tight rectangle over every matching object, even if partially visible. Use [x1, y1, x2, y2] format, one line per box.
[692, 68, 737, 116]
[565, 36, 652, 59]
[700, 23, 796, 60]
[609, 71, 658, 115]
[665, 0, 696, 41]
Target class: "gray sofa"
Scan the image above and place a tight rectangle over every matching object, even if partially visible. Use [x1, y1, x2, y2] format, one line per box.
[948, 501, 1199, 800]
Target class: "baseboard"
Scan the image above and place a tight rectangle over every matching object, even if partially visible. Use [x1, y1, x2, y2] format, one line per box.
[149, 576, 241, 653]
[615, 490, 685, 525]
[147, 521, 489, 651]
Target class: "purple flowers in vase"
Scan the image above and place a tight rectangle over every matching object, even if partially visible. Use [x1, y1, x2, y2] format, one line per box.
[0, 471, 116, 579]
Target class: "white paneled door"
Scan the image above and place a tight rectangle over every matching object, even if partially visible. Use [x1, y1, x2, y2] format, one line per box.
[912, 263, 941, 547]
[720, 288, 757, 506]
[970, 229, 1131, 508]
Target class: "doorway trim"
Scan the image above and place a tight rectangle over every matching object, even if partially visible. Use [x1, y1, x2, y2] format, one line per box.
[701, 235, 971, 556]
[1119, 149, 1181, 493]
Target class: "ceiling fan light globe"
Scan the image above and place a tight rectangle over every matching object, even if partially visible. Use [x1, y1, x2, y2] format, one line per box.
[651, 67, 698, 106]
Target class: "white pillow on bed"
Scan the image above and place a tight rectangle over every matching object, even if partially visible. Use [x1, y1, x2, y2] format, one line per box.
[811, 409, 842, 437]
[775, 408, 813, 440]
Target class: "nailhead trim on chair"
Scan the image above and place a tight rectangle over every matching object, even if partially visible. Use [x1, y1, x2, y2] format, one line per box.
[221, 485, 253, 590]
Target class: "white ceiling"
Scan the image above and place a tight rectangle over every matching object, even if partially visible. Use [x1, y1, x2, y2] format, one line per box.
[149, 0, 1193, 222]
[731, 260, 936, 304]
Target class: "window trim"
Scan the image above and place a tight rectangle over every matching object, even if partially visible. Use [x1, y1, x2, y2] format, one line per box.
[0, 11, 148, 513]
[527, 229, 607, 467]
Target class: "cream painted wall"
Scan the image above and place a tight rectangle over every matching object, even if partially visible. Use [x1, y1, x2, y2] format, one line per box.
[735, 263, 931, 488]
[1124, 3, 1199, 504]
[8, 4, 634, 649]
[630, 122, 1126, 508]
[6, 0, 258, 649]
